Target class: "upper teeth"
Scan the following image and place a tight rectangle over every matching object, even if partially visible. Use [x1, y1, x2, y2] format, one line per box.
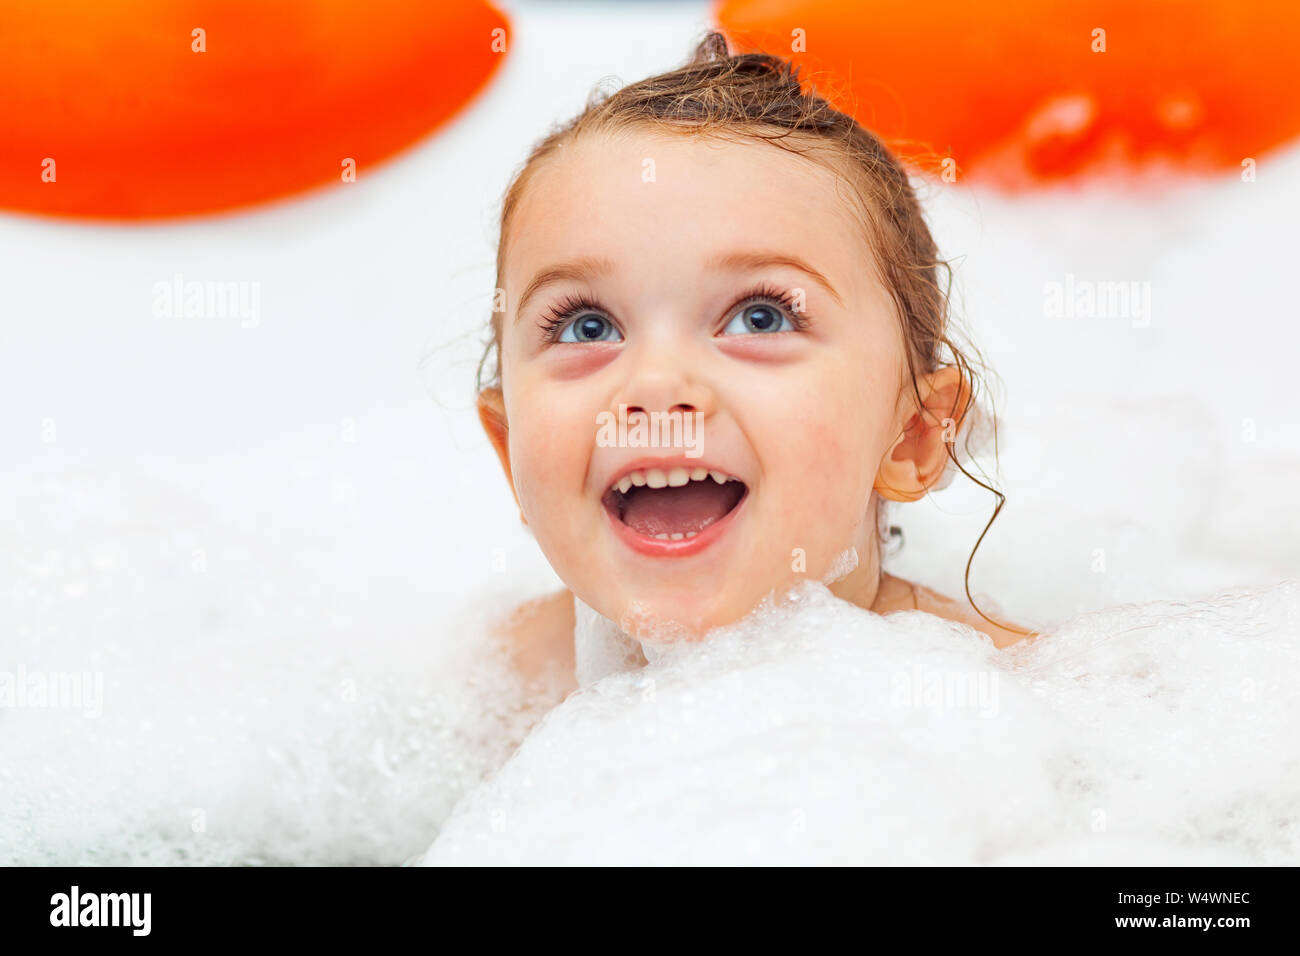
[614, 467, 736, 494]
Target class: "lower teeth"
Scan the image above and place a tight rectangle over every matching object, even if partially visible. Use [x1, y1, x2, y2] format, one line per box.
[652, 531, 697, 540]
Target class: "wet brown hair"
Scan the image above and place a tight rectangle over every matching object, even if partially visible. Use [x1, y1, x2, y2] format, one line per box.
[478, 31, 1027, 636]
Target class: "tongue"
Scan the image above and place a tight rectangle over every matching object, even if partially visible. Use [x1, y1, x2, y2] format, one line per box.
[619, 481, 743, 536]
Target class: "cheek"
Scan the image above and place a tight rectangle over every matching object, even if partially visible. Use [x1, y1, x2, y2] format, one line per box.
[784, 365, 880, 462]
[759, 359, 891, 515]
[779, 419, 868, 529]
[505, 381, 593, 518]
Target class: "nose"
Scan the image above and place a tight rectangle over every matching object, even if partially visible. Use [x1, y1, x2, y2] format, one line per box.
[614, 335, 717, 419]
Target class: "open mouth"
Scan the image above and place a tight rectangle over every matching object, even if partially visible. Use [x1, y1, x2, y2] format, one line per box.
[602, 466, 748, 542]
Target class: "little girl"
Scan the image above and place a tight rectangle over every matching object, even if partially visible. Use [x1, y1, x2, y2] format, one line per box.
[475, 33, 1036, 691]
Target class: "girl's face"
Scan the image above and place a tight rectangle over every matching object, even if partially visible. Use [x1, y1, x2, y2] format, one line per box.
[491, 129, 915, 640]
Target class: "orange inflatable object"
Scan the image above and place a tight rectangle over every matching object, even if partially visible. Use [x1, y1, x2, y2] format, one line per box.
[0, 0, 509, 219]
[715, 0, 1300, 186]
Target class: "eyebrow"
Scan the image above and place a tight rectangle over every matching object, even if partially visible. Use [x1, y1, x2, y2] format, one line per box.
[512, 250, 843, 323]
[513, 255, 616, 324]
[709, 250, 844, 308]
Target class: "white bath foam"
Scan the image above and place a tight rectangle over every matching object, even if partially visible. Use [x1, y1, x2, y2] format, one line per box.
[0, 461, 556, 867]
[419, 580, 1298, 866]
[1007, 580, 1300, 865]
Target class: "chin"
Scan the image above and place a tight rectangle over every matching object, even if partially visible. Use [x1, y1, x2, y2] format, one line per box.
[609, 588, 760, 644]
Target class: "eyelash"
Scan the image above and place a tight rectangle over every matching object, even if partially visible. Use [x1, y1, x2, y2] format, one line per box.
[536, 281, 811, 343]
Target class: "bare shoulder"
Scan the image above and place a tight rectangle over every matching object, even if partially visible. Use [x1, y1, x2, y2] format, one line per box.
[906, 579, 1039, 650]
[494, 587, 578, 692]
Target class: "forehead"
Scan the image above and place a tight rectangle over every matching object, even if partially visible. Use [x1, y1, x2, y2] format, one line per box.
[503, 128, 874, 289]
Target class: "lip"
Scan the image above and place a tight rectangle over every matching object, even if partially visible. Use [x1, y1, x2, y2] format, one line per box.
[603, 480, 750, 558]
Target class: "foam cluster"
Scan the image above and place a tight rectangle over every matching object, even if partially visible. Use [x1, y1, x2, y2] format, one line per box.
[420, 579, 1300, 865]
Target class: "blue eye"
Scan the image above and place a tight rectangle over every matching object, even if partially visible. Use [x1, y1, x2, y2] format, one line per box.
[721, 301, 794, 335]
[557, 313, 623, 343]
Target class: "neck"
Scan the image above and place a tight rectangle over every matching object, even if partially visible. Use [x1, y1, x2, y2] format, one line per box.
[573, 545, 916, 688]
[828, 541, 915, 615]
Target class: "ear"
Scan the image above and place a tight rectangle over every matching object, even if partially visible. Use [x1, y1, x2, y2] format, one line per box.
[477, 387, 525, 520]
[874, 364, 970, 503]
